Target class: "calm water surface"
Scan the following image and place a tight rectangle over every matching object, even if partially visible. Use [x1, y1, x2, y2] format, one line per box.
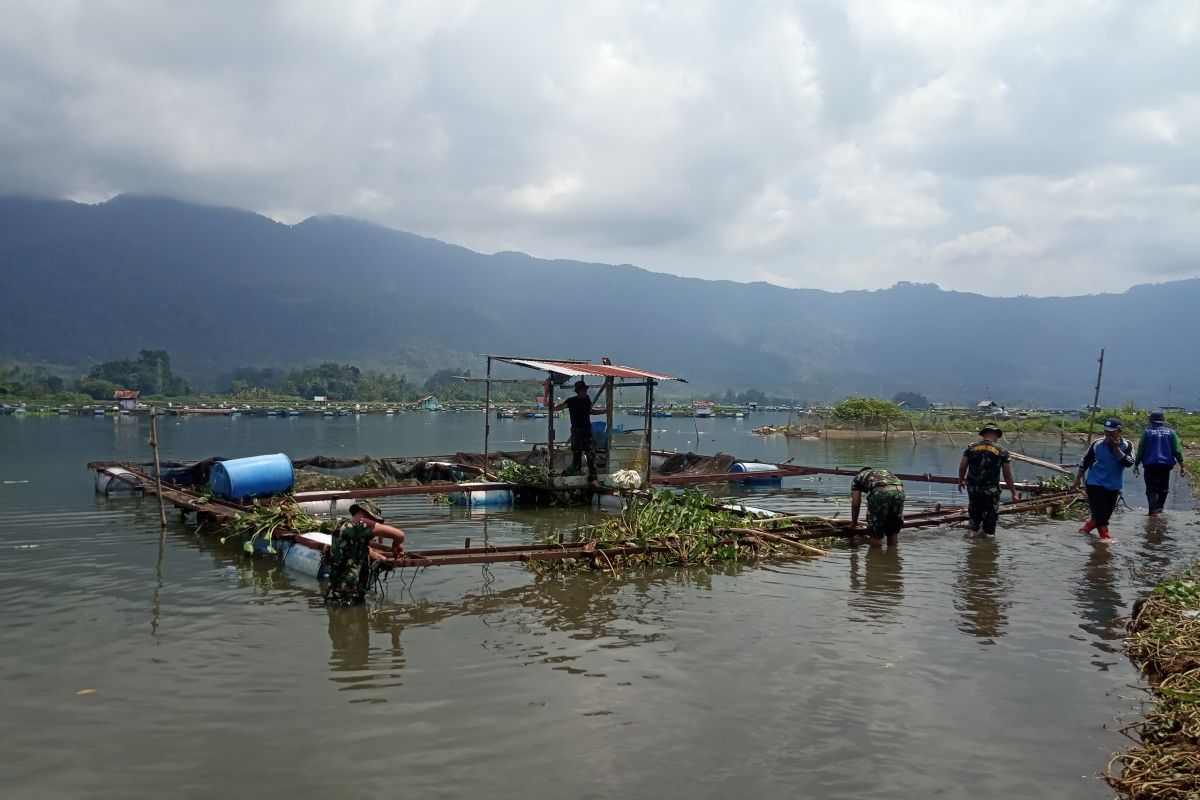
[1, 412, 1196, 799]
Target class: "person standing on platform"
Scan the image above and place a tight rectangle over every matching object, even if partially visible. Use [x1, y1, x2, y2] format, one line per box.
[850, 467, 906, 548]
[1134, 411, 1186, 516]
[553, 380, 607, 487]
[1074, 418, 1135, 542]
[957, 423, 1019, 536]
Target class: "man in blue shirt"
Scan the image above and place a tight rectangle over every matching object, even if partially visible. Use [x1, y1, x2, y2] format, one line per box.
[1134, 411, 1186, 517]
[1073, 417, 1135, 542]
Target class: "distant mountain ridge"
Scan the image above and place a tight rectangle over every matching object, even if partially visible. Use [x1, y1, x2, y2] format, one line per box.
[1, 194, 1196, 407]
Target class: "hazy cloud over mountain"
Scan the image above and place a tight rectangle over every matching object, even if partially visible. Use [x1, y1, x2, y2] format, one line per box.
[2, 1, 1197, 296]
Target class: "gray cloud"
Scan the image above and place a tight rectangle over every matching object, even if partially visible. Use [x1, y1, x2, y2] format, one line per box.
[1, 0, 1198, 296]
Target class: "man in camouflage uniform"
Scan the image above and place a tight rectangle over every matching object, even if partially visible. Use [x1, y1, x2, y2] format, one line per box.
[325, 500, 405, 605]
[850, 467, 906, 547]
[957, 423, 1019, 536]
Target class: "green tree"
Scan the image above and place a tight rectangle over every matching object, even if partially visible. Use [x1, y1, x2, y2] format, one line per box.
[86, 349, 190, 395]
[832, 396, 905, 423]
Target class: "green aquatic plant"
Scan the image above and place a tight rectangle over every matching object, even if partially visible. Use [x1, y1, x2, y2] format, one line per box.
[221, 501, 323, 554]
[495, 458, 551, 486]
[534, 489, 820, 573]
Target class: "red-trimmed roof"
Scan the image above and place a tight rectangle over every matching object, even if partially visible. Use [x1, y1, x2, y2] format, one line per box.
[114, 390, 140, 399]
[496, 357, 684, 382]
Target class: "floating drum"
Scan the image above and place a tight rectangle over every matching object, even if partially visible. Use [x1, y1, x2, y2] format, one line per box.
[210, 453, 294, 501]
[448, 484, 514, 508]
[296, 498, 356, 518]
[593, 492, 625, 512]
[729, 462, 783, 486]
[95, 467, 142, 495]
[591, 421, 608, 449]
[283, 531, 332, 578]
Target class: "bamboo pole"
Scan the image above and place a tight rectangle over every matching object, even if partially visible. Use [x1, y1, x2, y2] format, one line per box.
[724, 528, 829, 556]
[940, 418, 958, 446]
[483, 356, 492, 474]
[1085, 348, 1105, 446]
[1011, 416, 1027, 455]
[149, 408, 167, 528]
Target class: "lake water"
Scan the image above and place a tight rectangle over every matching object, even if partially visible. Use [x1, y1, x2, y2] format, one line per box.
[0, 411, 1195, 799]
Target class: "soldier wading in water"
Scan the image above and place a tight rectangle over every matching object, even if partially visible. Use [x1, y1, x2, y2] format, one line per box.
[957, 423, 1018, 536]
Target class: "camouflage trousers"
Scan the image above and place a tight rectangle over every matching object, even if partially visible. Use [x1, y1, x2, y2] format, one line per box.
[966, 484, 1001, 536]
[325, 522, 373, 604]
[866, 486, 905, 538]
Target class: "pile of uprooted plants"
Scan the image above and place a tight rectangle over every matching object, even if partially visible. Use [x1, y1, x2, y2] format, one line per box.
[1107, 564, 1200, 799]
[532, 489, 841, 573]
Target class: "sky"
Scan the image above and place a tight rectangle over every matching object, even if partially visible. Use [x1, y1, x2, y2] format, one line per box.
[1, 1, 1197, 297]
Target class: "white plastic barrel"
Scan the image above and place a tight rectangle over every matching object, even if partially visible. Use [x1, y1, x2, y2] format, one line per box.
[95, 467, 142, 495]
[296, 498, 356, 518]
[448, 484, 514, 507]
[283, 531, 332, 578]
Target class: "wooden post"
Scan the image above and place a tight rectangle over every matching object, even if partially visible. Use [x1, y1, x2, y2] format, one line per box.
[1085, 348, 1105, 446]
[546, 372, 556, 474]
[1011, 416, 1027, 455]
[940, 418, 957, 446]
[1059, 415, 1066, 463]
[149, 408, 167, 528]
[483, 356, 492, 475]
[643, 380, 655, 486]
[604, 377, 614, 474]
[907, 416, 918, 443]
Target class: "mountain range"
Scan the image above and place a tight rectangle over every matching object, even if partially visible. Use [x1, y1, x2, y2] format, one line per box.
[1, 194, 1195, 408]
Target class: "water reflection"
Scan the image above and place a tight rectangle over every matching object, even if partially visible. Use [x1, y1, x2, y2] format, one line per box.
[954, 538, 1010, 642]
[325, 605, 407, 700]
[1074, 542, 1123, 669]
[847, 546, 903, 624]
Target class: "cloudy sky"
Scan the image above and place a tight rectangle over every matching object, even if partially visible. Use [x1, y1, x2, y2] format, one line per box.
[1, 1, 1197, 296]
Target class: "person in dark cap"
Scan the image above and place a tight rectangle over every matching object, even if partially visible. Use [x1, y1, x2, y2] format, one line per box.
[552, 379, 608, 486]
[349, 500, 406, 547]
[1073, 418, 1135, 542]
[957, 423, 1018, 536]
[850, 467, 906, 548]
[1134, 410, 1185, 516]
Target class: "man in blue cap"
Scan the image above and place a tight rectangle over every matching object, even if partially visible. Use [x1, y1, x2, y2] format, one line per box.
[1073, 418, 1135, 542]
[1134, 411, 1185, 516]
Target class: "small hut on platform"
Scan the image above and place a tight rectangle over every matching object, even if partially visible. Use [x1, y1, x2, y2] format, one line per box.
[474, 356, 685, 486]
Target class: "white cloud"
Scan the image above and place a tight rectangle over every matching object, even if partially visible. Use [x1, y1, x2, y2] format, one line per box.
[0, 0, 1198, 296]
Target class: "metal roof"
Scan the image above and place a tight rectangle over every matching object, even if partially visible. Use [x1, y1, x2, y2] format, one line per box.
[494, 357, 685, 382]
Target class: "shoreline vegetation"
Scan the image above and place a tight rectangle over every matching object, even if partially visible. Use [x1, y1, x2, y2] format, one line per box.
[1107, 461, 1200, 799]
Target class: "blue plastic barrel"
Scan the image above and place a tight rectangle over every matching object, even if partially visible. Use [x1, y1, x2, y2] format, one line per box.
[730, 462, 782, 486]
[210, 453, 294, 500]
[591, 421, 608, 449]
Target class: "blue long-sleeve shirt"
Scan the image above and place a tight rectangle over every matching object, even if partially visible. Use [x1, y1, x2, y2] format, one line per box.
[1078, 437, 1135, 490]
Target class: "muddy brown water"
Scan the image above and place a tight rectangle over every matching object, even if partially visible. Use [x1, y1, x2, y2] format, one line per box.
[1, 412, 1196, 799]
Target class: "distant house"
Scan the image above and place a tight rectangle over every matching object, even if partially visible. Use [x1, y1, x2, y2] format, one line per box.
[313, 395, 328, 405]
[977, 400, 1003, 414]
[114, 389, 140, 412]
[417, 395, 440, 411]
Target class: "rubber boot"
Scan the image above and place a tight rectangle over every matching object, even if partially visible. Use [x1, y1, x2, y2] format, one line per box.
[1147, 493, 1158, 517]
[1079, 519, 1096, 534]
[1098, 525, 1113, 541]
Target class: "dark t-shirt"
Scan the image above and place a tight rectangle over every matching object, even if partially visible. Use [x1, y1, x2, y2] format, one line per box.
[963, 440, 1010, 487]
[564, 394, 592, 430]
